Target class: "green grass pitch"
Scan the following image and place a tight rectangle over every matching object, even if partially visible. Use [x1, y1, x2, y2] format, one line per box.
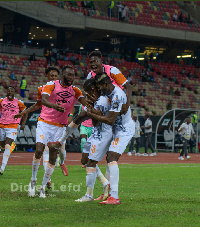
[1, 164, 200, 227]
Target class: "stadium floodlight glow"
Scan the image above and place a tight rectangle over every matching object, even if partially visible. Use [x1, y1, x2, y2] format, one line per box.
[36, 27, 39, 29]
[37, 43, 39, 45]
[138, 58, 144, 60]
[46, 34, 49, 37]
[41, 29, 44, 31]
[29, 33, 31, 34]
[80, 47, 84, 49]
[182, 55, 191, 58]
[50, 37, 52, 39]
[95, 48, 99, 51]
[153, 57, 156, 59]
[33, 35, 35, 37]
[107, 35, 110, 37]
[0, 38, 3, 42]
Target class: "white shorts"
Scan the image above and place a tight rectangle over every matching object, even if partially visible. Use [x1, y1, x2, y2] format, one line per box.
[86, 131, 113, 162]
[36, 121, 65, 146]
[0, 128, 18, 141]
[109, 127, 134, 155]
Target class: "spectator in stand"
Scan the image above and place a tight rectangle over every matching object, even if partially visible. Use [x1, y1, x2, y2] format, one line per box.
[110, 58, 116, 65]
[29, 53, 37, 62]
[175, 88, 181, 96]
[20, 77, 26, 98]
[187, 70, 191, 78]
[10, 72, 16, 81]
[178, 12, 183, 22]
[144, 53, 148, 68]
[45, 48, 52, 64]
[180, 59, 184, 67]
[64, 53, 69, 61]
[149, 52, 154, 62]
[141, 89, 147, 97]
[172, 13, 178, 21]
[108, 1, 114, 18]
[70, 54, 76, 65]
[169, 87, 174, 96]
[122, 4, 128, 22]
[75, 57, 80, 66]
[181, 68, 186, 75]
[149, 74, 155, 82]
[22, 41, 26, 48]
[117, 2, 123, 21]
[166, 100, 173, 110]
[0, 61, 6, 70]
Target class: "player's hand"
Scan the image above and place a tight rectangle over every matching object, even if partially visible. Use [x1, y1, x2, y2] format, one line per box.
[86, 93, 97, 104]
[121, 103, 129, 114]
[141, 126, 145, 129]
[141, 132, 144, 135]
[14, 113, 23, 119]
[20, 125, 25, 130]
[53, 103, 65, 112]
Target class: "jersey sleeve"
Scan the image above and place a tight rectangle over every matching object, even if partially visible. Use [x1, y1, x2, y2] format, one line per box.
[110, 67, 128, 86]
[109, 94, 124, 113]
[86, 72, 92, 80]
[37, 86, 43, 101]
[18, 100, 26, 111]
[42, 81, 55, 96]
[73, 86, 84, 100]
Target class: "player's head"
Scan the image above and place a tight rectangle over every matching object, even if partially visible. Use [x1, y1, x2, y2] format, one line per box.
[185, 117, 191, 124]
[133, 115, 137, 121]
[45, 67, 59, 81]
[94, 72, 112, 96]
[83, 79, 99, 98]
[62, 65, 75, 86]
[7, 86, 15, 100]
[144, 113, 150, 120]
[89, 51, 103, 74]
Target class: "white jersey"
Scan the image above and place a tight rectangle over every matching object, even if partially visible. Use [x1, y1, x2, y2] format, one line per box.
[92, 96, 112, 140]
[133, 120, 142, 138]
[108, 85, 135, 133]
[179, 122, 195, 140]
[144, 118, 152, 133]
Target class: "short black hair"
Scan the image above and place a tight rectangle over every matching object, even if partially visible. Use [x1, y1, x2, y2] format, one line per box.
[145, 113, 150, 118]
[83, 79, 96, 92]
[89, 51, 102, 59]
[62, 65, 74, 73]
[45, 66, 60, 75]
[94, 72, 112, 85]
[7, 86, 15, 91]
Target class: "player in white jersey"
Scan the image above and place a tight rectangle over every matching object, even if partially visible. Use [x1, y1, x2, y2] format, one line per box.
[86, 72, 135, 205]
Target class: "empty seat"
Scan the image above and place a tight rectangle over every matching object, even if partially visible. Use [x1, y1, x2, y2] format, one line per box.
[19, 138, 28, 145]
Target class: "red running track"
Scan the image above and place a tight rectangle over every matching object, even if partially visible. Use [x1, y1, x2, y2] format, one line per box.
[0, 152, 200, 165]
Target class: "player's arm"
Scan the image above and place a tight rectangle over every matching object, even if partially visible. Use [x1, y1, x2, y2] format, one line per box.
[111, 67, 131, 114]
[14, 102, 41, 119]
[87, 108, 119, 125]
[41, 82, 65, 112]
[18, 102, 28, 130]
[73, 86, 87, 107]
[67, 106, 75, 124]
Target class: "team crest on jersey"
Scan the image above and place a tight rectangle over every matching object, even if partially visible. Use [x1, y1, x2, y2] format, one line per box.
[3, 103, 16, 112]
[56, 91, 73, 103]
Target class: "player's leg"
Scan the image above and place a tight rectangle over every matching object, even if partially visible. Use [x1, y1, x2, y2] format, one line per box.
[0, 128, 17, 174]
[136, 137, 141, 155]
[75, 158, 97, 202]
[143, 133, 149, 156]
[184, 140, 190, 160]
[178, 137, 186, 160]
[59, 142, 68, 176]
[43, 146, 49, 172]
[148, 133, 156, 155]
[128, 137, 135, 156]
[39, 147, 58, 198]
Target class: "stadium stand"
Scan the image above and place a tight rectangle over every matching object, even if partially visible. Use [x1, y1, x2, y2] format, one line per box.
[1, 52, 200, 117]
[46, 1, 200, 32]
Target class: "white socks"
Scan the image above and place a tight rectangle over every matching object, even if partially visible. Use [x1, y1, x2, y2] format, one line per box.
[1, 148, 10, 171]
[108, 164, 119, 199]
[41, 165, 54, 190]
[105, 165, 110, 182]
[31, 161, 40, 181]
[86, 167, 97, 197]
[43, 149, 49, 171]
[96, 164, 108, 188]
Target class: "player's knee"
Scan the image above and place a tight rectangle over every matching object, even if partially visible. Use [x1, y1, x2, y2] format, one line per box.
[107, 151, 120, 163]
[87, 159, 97, 168]
[35, 150, 43, 159]
[49, 148, 58, 165]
